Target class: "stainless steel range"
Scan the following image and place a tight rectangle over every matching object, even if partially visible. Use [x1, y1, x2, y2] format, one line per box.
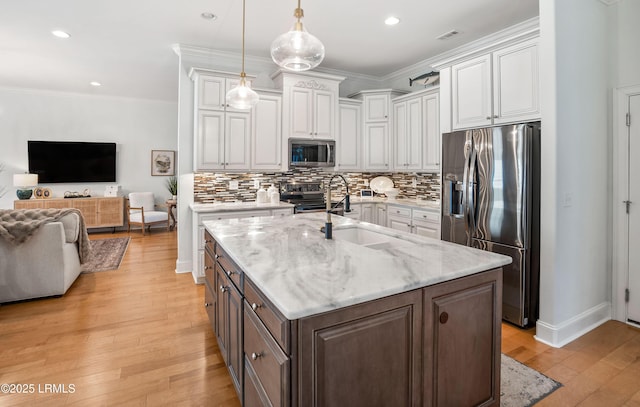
[279, 182, 328, 213]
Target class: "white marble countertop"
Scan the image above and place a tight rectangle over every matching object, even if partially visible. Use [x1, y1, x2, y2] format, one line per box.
[191, 201, 295, 213]
[204, 213, 510, 320]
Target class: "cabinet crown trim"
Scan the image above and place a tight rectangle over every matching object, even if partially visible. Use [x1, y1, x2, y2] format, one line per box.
[294, 80, 329, 90]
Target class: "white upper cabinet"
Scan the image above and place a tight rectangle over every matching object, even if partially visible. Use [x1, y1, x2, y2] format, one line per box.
[492, 39, 540, 125]
[393, 97, 423, 170]
[191, 68, 267, 171]
[390, 88, 440, 172]
[450, 38, 540, 130]
[273, 71, 343, 143]
[364, 94, 391, 122]
[452, 54, 492, 129]
[197, 75, 251, 113]
[423, 93, 440, 171]
[251, 92, 282, 170]
[337, 99, 362, 171]
[288, 86, 334, 139]
[350, 90, 406, 171]
[224, 112, 251, 170]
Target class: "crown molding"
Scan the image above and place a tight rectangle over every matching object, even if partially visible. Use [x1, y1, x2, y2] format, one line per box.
[175, 16, 540, 88]
[408, 16, 540, 71]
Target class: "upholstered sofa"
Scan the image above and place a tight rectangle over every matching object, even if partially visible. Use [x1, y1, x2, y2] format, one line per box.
[0, 211, 85, 303]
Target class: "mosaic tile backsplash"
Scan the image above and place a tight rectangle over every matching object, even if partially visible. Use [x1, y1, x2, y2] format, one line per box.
[193, 168, 440, 203]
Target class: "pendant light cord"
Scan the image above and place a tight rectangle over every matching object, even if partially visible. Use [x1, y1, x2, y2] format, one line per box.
[241, 0, 246, 76]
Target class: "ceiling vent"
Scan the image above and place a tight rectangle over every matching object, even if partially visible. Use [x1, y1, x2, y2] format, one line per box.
[437, 30, 459, 40]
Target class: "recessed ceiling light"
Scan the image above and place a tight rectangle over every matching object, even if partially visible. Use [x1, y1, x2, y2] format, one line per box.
[51, 30, 70, 39]
[90, 81, 102, 87]
[201, 12, 217, 20]
[385, 16, 400, 26]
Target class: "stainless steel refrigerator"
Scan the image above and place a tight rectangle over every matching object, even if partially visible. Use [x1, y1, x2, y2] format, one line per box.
[441, 122, 540, 327]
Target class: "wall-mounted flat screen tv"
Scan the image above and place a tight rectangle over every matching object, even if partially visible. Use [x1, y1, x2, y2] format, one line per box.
[28, 140, 117, 183]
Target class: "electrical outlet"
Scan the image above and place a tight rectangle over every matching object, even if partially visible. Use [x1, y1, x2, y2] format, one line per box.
[229, 180, 239, 190]
[254, 179, 260, 189]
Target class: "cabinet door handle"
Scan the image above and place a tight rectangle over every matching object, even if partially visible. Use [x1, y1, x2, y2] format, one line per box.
[493, 115, 499, 119]
[439, 312, 449, 324]
[251, 352, 263, 360]
[226, 269, 236, 276]
[205, 239, 212, 243]
[215, 254, 220, 259]
[486, 116, 492, 120]
[204, 265, 212, 270]
[251, 302, 262, 311]
[219, 285, 228, 293]
[204, 302, 213, 307]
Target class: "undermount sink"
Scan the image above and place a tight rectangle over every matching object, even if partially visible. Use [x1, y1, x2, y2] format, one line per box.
[331, 226, 417, 250]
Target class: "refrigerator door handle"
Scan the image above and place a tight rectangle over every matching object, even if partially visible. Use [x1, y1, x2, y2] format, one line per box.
[462, 136, 473, 245]
[468, 148, 478, 242]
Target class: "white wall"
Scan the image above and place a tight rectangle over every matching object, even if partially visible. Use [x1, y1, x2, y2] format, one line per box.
[535, 0, 612, 347]
[0, 87, 178, 214]
[616, 0, 640, 88]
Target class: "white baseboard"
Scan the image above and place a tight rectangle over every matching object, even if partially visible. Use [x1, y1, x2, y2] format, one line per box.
[534, 301, 611, 348]
[175, 259, 192, 274]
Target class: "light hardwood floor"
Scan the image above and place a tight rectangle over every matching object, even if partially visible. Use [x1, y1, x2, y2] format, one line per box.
[0, 230, 639, 406]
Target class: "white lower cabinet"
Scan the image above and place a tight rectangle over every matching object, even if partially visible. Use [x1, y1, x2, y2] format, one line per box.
[386, 204, 440, 239]
[386, 205, 413, 233]
[192, 207, 294, 283]
[411, 209, 440, 239]
[361, 203, 376, 224]
[376, 205, 387, 227]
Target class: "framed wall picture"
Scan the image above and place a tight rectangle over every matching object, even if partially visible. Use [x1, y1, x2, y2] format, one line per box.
[151, 150, 175, 176]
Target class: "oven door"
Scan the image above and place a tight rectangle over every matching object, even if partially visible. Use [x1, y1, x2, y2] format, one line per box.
[289, 139, 335, 167]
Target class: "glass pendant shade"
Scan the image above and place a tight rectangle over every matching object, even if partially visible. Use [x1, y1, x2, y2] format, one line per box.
[271, 21, 324, 72]
[226, 0, 259, 110]
[226, 77, 259, 110]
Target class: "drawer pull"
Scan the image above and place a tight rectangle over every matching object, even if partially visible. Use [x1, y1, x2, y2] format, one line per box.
[205, 239, 212, 243]
[215, 254, 220, 259]
[204, 265, 212, 270]
[226, 269, 236, 276]
[439, 312, 449, 324]
[251, 352, 263, 360]
[219, 285, 228, 293]
[204, 302, 213, 307]
[251, 303, 262, 311]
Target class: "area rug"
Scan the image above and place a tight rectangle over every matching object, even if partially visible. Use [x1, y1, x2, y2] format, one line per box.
[501, 354, 562, 406]
[81, 237, 130, 273]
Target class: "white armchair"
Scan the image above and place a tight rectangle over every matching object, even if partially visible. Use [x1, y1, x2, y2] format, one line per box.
[127, 192, 169, 235]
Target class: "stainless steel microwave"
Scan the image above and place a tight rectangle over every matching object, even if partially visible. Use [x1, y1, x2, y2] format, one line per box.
[289, 139, 335, 167]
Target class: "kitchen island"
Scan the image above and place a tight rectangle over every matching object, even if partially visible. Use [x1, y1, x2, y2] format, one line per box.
[203, 212, 511, 407]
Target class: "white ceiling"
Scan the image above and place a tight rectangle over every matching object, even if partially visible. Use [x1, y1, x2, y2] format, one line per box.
[0, 0, 539, 102]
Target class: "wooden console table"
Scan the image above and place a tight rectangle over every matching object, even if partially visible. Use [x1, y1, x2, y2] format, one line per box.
[14, 196, 124, 229]
[166, 199, 177, 230]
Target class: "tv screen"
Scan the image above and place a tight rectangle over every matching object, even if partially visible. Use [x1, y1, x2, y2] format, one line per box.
[28, 141, 117, 183]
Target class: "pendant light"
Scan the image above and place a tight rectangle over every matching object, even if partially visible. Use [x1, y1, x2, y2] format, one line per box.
[226, 0, 259, 110]
[270, 0, 325, 72]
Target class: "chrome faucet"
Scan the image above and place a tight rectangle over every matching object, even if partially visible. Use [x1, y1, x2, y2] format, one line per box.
[323, 175, 351, 239]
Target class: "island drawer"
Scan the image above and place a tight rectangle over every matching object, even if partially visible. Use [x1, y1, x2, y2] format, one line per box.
[204, 281, 216, 331]
[244, 305, 290, 407]
[204, 230, 215, 254]
[245, 278, 290, 353]
[215, 243, 242, 290]
[204, 248, 215, 288]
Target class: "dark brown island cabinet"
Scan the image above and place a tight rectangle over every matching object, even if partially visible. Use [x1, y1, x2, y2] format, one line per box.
[203, 230, 503, 407]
